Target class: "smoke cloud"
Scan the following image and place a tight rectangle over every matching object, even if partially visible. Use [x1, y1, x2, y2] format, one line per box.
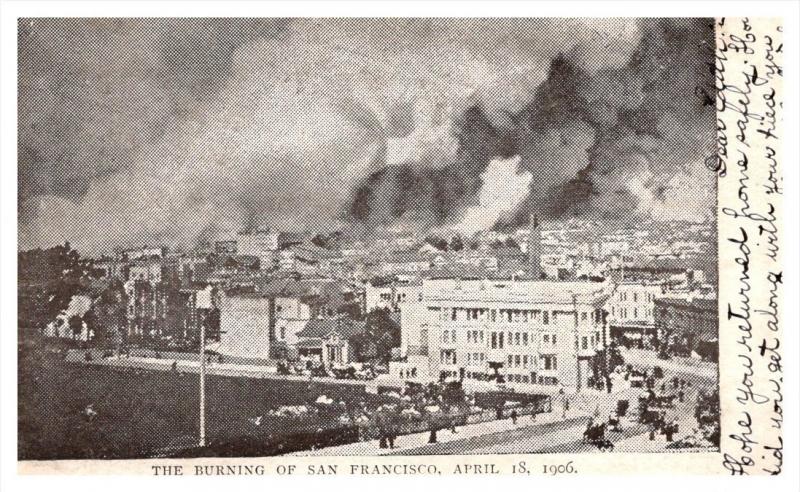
[18, 18, 714, 254]
[452, 156, 532, 236]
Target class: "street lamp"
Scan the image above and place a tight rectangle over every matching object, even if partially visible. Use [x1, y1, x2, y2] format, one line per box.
[570, 292, 580, 392]
[199, 315, 206, 447]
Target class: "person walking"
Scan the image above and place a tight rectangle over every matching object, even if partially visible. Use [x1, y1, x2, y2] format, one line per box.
[511, 409, 518, 425]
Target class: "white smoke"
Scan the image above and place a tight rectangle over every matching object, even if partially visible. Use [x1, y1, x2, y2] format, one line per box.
[19, 18, 644, 253]
[385, 99, 458, 167]
[452, 156, 533, 236]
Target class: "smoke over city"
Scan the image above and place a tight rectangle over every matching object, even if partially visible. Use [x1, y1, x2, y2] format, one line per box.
[18, 18, 716, 254]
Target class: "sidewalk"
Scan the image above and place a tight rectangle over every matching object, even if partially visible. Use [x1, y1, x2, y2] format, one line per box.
[63, 350, 366, 386]
[292, 410, 591, 456]
[622, 348, 717, 380]
[612, 415, 711, 453]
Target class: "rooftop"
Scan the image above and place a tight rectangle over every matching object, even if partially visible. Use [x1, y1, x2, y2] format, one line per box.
[295, 318, 366, 341]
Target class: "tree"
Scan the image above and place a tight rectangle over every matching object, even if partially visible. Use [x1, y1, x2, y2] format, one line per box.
[92, 280, 129, 350]
[449, 235, 464, 251]
[82, 308, 98, 341]
[337, 302, 363, 321]
[590, 343, 625, 392]
[351, 308, 400, 364]
[18, 242, 92, 335]
[204, 307, 221, 342]
[68, 314, 84, 339]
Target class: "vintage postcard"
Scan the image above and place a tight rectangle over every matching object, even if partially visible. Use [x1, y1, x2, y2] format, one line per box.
[4, 6, 792, 482]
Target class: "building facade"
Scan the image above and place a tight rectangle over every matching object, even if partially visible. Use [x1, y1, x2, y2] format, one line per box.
[218, 293, 272, 360]
[401, 277, 610, 391]
[364, 277, 423, 313]
[605, 281, 666, 347]
[653, 296, 718, 359]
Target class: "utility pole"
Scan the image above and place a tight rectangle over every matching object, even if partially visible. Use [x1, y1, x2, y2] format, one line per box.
[199, 318, 206, 447]
[572, 293, 580, 392]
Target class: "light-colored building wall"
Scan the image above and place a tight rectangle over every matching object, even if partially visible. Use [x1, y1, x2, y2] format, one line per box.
[121, 246, 166, 261]
[401, 278, 610, 391]
[129, 261, 162, 283]
[237, 230, 280, 255]
[274, 296, 311, 320]
[365, 281, 423, 313]
[365, 284, 393, 312]
[219, 294, 271, 359]
[606, 282, 664, 325]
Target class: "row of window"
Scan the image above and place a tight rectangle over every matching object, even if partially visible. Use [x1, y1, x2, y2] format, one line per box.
[611, 306, 652, 319]
[617, 291, 656, 302]
[378, 292, 422, 303]
[466, 352, 486, 366]
[458, 372, 560, 386]
[444, 330, 600, 350]
[506, 354, 532, 369]
[431, 307, 603, 325]
[445, 350, 559, 371]
[440, 330, 600, 350]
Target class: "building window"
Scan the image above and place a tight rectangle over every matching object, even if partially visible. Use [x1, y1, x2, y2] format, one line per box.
[581, 336, 588, 350]
[581, 312, 587, 321]
[541, 354, 557, 370]
[543, 334, 550, 344]
[523, 333, 528, 346]
[552, 334, 557, 345]
[515, 332, 521, 345]
[491, 332, 497, 349]
[543, 311, 549, 325]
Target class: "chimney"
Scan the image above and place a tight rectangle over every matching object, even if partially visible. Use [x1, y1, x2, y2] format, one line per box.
[528, 214, 542, 279]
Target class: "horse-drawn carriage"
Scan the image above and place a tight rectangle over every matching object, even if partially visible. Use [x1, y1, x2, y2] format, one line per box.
[583, 422, 614, 451]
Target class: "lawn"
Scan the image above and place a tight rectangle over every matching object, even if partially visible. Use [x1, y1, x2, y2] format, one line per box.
[18, 347, 388, 460]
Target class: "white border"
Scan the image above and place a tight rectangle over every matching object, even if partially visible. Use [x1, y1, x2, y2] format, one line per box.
[2, 2, 798, 492]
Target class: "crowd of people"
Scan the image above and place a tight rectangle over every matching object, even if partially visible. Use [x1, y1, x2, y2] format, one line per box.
[275, 359, 379, 380]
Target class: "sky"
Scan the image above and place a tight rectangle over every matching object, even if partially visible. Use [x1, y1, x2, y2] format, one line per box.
[18, 18, 717, 254]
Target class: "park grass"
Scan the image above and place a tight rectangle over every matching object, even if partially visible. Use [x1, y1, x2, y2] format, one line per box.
[18, 348, 387, 459]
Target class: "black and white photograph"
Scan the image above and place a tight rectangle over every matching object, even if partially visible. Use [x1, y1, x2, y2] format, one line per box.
[5, 7, 790, 480]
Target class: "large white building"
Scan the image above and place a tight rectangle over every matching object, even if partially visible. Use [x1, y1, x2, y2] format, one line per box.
[218, 293, 272, 360]
[400, 275, 611, 392]
[364, 276, 423, 313]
